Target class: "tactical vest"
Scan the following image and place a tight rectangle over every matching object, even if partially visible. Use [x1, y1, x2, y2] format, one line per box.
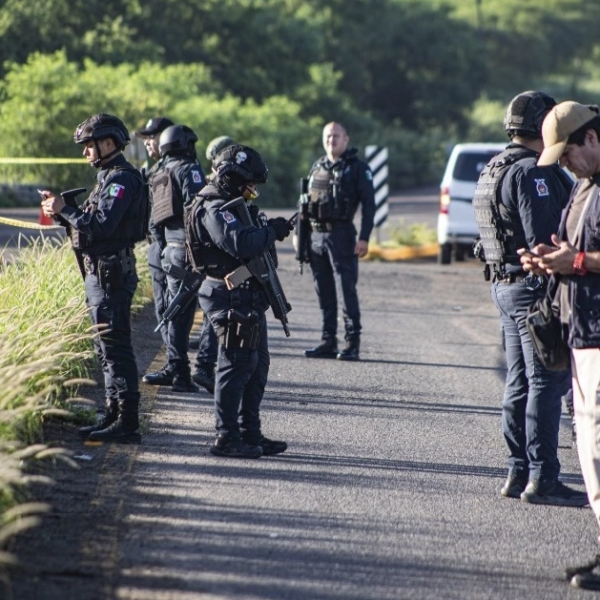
[152, 167, 178, 226]
[473, 147, 537, 277]
[185, 187, 241, 276]
[71, 164, 147, 250]
[307, 159, 351, 222]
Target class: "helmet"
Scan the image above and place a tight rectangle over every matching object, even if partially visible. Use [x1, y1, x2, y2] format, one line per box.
[503, 91, 557, 137]
[214, 144, 268, 186]
[73, 113, 130, 148]
[158, 124, 198, 157]
[205, 135, 236, 163]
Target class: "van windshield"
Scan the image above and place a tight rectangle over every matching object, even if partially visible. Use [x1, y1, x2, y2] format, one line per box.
[454, 151, 501, 182]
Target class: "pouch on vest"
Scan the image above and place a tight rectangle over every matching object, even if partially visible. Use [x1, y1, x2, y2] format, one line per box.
[152, 169, 179, 226]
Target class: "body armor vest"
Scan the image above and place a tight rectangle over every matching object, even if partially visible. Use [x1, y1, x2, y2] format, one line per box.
[308, 159, 351, 222]
[185, 186, 241, 276]
[151, 166, 178, 226]
[473, 147, 537, 277]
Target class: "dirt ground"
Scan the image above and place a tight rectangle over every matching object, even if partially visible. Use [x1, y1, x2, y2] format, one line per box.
[3, 302, 165, 600]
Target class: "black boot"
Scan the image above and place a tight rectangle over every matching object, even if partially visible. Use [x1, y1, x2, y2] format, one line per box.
[192, 364, 215, 394]
[210, 432, 262, 459]
[79, 400, 118, 438]
[142, 366, 173, 386]
[88, 402, 141, 444]
[337, 337, 360, 361]
[172, 372, 198, 393]
[242, 432, 288, 456]
[304, 337, 338, 359]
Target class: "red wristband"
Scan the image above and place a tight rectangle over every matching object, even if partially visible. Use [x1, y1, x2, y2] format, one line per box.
[573, 251, 588, 276]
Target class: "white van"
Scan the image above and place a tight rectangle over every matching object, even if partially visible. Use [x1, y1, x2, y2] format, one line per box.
[437, 142, 506, 264]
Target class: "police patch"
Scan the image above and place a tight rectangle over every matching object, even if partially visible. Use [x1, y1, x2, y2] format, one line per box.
[192, 170, 203, 184]
[222, 210, 236, 224]
[108, 183, 125, 199]
[366, 170, 373, 181]
[535, 178, 549, 197]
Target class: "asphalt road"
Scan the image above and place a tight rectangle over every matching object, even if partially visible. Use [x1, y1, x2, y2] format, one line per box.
[7, 190, 595, 599]
[106, 245, 591, 600]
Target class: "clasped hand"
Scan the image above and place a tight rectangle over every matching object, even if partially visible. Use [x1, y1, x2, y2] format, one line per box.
[518, 233, 577, 276]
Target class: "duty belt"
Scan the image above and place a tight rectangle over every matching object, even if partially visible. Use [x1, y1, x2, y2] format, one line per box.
[310, 220, 350, 233]
[495, 272, 528, 284]
[166, 241, 186, 249]
[83, 247, 134, 276]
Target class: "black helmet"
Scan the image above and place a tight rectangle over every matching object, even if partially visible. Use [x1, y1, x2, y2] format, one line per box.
[214, 144, 268, 188]
[205, 135, 236, 163]
[503, 91, 557, 138]
[159, 124, 198, 157]
[73, 113, 130, 149]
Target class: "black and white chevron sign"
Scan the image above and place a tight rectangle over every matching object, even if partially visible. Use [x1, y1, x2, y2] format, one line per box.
[365, 145, 389, 228]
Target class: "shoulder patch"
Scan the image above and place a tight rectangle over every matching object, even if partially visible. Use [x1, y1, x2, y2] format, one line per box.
[222, 210, 236, 224]
[535, 178, 549, 197]
[108, 183, 126, 199]
[365, 170, 373, 181]
[192, 169, 203, 184]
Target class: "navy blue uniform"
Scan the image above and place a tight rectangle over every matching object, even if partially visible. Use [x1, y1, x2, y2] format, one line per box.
[479, 144, 573, 485]
[59, 153, 144, 416]
[194, 184, 278, 438]
[307, 148, 375, 343]
[150, 155, 206, 379]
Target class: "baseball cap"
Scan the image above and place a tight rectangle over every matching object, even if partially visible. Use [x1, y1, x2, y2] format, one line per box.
[538, 101, 598, 166]
[135, 116, 174, 137]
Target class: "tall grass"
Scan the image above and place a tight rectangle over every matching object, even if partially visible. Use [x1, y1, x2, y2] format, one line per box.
[0, 234, 152, 577]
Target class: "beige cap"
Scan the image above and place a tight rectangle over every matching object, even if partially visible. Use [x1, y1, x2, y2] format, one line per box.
[538, 101, 598, 166]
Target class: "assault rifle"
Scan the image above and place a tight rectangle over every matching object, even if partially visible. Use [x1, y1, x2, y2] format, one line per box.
[295, 178, 311, 274]
[220, 197, 293, 337]
[155, 264, 203, 332]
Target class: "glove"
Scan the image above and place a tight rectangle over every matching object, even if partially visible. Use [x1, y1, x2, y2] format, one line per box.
[268, 217, 292, 242]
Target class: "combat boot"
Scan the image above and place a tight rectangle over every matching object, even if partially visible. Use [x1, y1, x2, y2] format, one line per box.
[337, 337, 360, 361]
[142, 366, 173, 386]
[192, 364, 215, 394]
[210, 432, 262, 459]
[172, 372, 198, 393]
[88, 403, 141, 444]
[242, 432, 288, 456]
[304, 336, 338, 359]
[79, 400, 118, 438]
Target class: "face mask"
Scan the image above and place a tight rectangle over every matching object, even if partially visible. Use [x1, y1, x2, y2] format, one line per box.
[243, 185, 259, 200]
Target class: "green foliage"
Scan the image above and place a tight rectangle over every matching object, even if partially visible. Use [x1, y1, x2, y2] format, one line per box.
[385, 218, 437, 247]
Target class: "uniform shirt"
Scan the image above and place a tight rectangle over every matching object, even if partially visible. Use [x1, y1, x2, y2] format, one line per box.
[499, 143, 572, 273]
[309, 147, 376, 241]
[60, 153, 144, 255]
[159, 155, 206, 244]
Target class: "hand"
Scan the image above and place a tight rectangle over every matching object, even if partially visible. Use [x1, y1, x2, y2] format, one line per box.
[268, 217, 293, 241]
[355, 240, 369, 258]
[40, 190, 65, 217]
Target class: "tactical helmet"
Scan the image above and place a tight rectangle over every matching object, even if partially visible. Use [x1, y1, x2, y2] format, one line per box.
[503, 91, 557, 138]
[73, 113, 130, 148]
[214, 144, 268, 186]
[205, 135, 236, 163]
[158, 124, 198, 157]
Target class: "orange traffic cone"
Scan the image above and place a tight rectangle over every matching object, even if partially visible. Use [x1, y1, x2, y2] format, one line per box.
[39, 206, 54, 226]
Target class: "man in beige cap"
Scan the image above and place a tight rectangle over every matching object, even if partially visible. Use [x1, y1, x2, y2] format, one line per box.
[521, 100, 600, 591]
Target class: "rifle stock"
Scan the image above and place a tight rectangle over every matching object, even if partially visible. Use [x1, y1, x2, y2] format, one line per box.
[295, 178, 311, 273]
[155, 263, 203, 332]
[220, 197, 292, 337]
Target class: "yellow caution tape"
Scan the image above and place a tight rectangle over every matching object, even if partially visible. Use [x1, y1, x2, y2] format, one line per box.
[0, 158, 87, 164]
[0, 215, 62, 230]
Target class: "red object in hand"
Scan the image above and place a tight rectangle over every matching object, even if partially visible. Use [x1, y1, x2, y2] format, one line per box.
[573, 251, 588, 276]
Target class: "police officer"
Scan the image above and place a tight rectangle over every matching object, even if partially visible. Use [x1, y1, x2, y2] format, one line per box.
[188, 135, 238, 392]
[473, 91, 586, 505]
[40, 114, 145, 443]
[135, 116, 174, 347]
[142, 124, 206, 391]
[302, 122, 375, 361]
[187, 144, 293, 458]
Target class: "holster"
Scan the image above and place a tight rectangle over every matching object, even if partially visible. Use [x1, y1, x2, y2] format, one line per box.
[98, 255, 123, 292]
[222, 309, 260, 350]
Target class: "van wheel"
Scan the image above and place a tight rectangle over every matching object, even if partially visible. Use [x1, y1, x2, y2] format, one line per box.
[438, 243, 451, 265]
[455, 245, 466, 262]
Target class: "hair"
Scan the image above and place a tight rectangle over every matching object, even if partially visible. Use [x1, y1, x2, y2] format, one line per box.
[567, 105, 600, 146]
